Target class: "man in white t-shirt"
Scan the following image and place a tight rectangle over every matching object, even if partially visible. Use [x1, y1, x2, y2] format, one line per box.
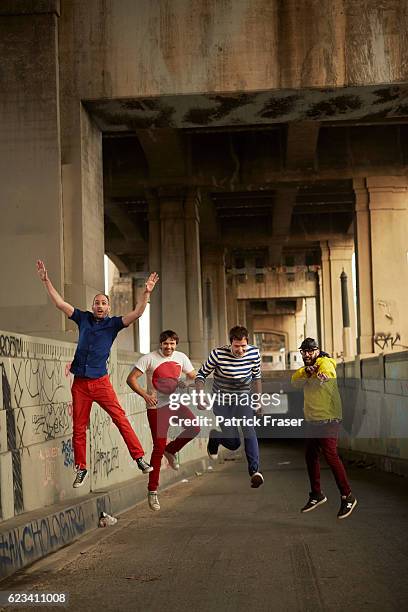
[127, 329, 200, 511]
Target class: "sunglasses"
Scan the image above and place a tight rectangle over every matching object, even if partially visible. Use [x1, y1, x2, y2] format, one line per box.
[300, 349, 318, 354]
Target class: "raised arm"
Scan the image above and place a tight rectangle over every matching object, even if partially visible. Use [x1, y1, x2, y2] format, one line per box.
[122, 272, 159, 327]
[36, 260, 74, 318]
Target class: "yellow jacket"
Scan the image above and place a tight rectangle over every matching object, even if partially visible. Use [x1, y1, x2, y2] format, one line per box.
[291, 356, 342, 421]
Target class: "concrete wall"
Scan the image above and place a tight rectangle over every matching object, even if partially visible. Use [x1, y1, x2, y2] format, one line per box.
[0, 329, 206, 522]
[337, 351, 408, 471]
[235, 269, 318, 300]
[58, 0, 408, 99]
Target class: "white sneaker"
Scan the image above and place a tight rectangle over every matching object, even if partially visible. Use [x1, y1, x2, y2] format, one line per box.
[250, 472, 264, 488]
[164, 450, 180, 470]
[148, 491, 160, 511]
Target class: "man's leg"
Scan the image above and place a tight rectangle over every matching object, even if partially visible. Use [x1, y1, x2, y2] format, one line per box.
[146, 408, 170, 492]
[165, 404, 200, 455]
[319, 431, 351, 497]
[237, 403, 260, 476]
[212, 403, 241, 453]
[94, 375, 145, 459]
[305, 436, 322, 495]
[71, 378, 93, 469]
[319, 424, 357, 518]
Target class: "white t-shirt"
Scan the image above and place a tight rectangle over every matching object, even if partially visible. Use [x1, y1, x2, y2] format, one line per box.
[134, 350, 195, 408]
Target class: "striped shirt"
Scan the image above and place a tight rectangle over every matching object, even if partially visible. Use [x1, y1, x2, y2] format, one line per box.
[196, 345, 261, 395]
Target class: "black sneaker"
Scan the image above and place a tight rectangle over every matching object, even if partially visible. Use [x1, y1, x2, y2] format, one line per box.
[73, 467, 88, 488]
[207, 430, 219, 460]
[301, 492, 327, 513]
[250, 472, 264, 488]
[337, 494, 357, 519]
[136, 457, 153, 474]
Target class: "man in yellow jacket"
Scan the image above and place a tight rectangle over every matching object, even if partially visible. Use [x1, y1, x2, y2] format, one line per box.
[292, 338, 357, 519]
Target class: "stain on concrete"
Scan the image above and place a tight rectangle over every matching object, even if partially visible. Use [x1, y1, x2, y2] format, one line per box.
[258, 95, 299, 119]
[183, 93, 255, 124]
[372, 87, 401, 105]
[306, 95, 362, 119]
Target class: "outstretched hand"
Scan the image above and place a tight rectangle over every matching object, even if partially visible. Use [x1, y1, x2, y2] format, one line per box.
[36, 260, 48, 282]
[145, 272, 159, 293]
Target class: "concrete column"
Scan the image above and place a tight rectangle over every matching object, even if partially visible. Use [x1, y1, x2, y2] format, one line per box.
[62, 106, 105, 329]
[184, 192, 204, 361]
[109, 272, 135, 352]
[327, 240, 356, 358]
[147, 193, 162, 350]
[0, 4, 66, 335]
[320, 242, 333, 354]
[226, 274, 239, 330]
[160, 196, 189, 354]
[320, 240, 356, 357]
[305, 297, 318, 340]
[202, 246, 228, 352]
[354, 178, 374, 354]
[366, 177, 408, 351]
[237, 300, 247, 328]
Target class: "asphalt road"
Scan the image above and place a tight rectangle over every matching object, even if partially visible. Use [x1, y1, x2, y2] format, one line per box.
[1, 440, 408, 612]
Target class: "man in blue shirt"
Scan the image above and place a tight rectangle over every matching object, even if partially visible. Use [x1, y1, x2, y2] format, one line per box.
[36, 260, 159, 488]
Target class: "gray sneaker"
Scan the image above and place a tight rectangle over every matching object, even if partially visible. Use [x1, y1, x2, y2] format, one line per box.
[148, 491, 160, 511]
[136, 457, 153, 474]
[164, 450, 180, 470]
[73, 467, 88, 488]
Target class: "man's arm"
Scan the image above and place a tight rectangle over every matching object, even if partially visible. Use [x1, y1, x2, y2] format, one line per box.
[126, 367, 157, 407]
[195, 350, 217, 392]
[291, 366, 309, 388]
[36, 260, 74, 318]
[122, 272, 159, 327]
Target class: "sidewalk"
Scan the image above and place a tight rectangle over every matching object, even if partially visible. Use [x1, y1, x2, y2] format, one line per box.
[0, 454, 211, 581]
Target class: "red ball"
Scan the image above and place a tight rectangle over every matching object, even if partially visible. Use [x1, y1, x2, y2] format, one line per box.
[154, 377, 179, 394]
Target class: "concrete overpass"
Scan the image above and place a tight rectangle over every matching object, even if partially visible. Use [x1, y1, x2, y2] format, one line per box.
[0, 0, 408, 597]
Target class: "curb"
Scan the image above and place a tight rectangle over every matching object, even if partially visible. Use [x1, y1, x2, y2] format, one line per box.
[0, 455, 210, 581]
[338, 447, 408, 478]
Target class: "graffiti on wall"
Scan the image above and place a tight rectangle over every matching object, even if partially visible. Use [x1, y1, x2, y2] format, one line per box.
[61, 438, 74, 468]
[0, 505, 85, 577]
[91, 408, 120, 479]
[32, 402, 72, 441]
[1, 362, 24, 516]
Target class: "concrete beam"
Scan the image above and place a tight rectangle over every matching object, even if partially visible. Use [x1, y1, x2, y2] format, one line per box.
[286, 122, 320, 170]
[136, 129, 186, 179]
[0, 1, 60, 15]
[269, 189, 296, 265]
[105, 199, 144, 243]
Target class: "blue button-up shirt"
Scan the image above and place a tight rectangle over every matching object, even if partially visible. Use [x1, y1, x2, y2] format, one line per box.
[69, 309, 125, 378]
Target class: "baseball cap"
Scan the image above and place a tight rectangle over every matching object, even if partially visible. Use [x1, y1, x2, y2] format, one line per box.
[299, 337, 319, 351]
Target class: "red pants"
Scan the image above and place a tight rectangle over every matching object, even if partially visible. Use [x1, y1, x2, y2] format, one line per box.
[147, 405, 200, 491]
[71, 375, 144, 469]
[305, 421, 351, 497]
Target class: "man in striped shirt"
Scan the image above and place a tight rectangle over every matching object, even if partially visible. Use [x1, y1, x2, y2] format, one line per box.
[196, 326, 264, 488]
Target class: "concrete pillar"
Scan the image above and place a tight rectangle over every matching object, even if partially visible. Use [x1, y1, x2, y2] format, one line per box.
[353, 178, 374, 355]
[147, 194, 162, 350]
[0, 3, 66, 335]
[237, 300, 247, 329]
[320, 243, 333, 354]
[160, 196, 189, 354]
[226, 274, 237, 330]
[202, 247, 228, 352]
[305, 297, 318, 340]
[320, 240, 356, 357]
[355, 177, 408, 353]
[109, 273, 135, 352]
[184, 192, 204, 361]
[62, 107, 105, 322]
[328, 240, 356, 358]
